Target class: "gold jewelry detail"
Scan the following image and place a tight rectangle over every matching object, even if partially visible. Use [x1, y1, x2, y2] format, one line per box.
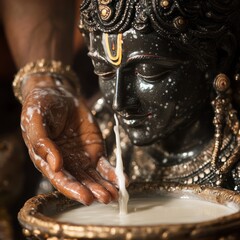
[160, 0, 170, 8]
[99, 0, 112, 4]
[12, 59, 80, 104]
[173, 16, 187, 31]
[104, 33, 123, 66]
[213, 73, 230, 92]
[98, 0, 112, 20]
[211, 73, 240, 179]
[99, 5, 112, 21]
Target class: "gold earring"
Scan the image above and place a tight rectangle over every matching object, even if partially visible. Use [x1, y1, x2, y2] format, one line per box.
[211, 73, 240, 179]
[211, 73, 230, 170]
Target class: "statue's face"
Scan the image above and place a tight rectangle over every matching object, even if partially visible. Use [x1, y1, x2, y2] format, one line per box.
[87, 29, 215, 146]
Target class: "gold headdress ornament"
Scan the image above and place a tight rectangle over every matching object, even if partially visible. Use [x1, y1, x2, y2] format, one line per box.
[98, 0, 113, 21]
[80, 0, 236, 36]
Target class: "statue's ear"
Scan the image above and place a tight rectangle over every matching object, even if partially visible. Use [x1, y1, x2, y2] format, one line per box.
[216, 32, 237, 73]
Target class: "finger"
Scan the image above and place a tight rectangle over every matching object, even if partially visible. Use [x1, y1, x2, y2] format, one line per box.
[97, 157, 129, 187]
[28, 146, 95, 205]
[51, 170, 95, 205]
[22, 131, 42, 172]
[22, 131, 62, 173]
[86, 168, 119, 201]
[21, 129, 31, 149]
[75, 169, 113, 204]
[34, 138, 63, 172]
[78, 100, 104, 163]
[21, 102, 47, 144]
[21, 105, 62, 171]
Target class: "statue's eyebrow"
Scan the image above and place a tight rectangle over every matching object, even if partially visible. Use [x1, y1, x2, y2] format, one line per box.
[88, 51, 109, 64]
[126, 54, 182, 67]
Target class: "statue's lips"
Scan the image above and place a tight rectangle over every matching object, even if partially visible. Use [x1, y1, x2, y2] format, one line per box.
[120, 113, 151, 127]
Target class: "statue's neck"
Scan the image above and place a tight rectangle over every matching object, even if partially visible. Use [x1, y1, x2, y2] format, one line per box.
[146, 108, 214, 164]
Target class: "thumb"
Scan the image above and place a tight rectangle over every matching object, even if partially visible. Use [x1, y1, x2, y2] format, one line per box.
[33, 138, 63, 172]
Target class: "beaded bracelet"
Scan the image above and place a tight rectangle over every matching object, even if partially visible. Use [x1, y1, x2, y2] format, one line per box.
[12, 59, 80, 103]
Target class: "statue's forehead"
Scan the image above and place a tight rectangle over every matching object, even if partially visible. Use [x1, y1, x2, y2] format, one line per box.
[89, 30, 187, 65]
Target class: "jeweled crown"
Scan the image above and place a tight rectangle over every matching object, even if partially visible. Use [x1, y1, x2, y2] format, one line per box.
[80, 0, 238, 41]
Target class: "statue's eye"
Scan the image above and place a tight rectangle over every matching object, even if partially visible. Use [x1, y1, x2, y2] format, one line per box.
[135, 63, 172, 82]
[93, 61, 116, 80]
[94, 70, 116, 80]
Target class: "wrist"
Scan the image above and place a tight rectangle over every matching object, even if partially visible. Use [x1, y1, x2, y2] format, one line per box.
[21, 74, 79, 101]
[13, 59, 80, 104]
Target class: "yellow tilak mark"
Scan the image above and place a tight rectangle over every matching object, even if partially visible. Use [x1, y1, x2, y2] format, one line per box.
[104, 33, 122, 66]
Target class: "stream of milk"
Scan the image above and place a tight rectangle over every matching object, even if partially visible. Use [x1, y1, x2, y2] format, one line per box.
[114, 114, 129, 215]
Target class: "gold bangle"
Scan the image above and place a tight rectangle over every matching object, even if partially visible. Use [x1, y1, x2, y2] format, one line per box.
[12, 59, 80, 103]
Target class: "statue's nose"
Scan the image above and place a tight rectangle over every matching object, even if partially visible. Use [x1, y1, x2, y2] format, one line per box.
[112, 68, 139, 112]
[112, 69, 124, 111]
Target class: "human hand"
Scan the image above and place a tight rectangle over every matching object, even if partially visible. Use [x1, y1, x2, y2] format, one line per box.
[20, 75, 119, 205]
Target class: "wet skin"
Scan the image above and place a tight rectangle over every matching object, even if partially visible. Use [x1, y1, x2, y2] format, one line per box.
[20, 75, 119, 205]
[88, 29, 217, 148]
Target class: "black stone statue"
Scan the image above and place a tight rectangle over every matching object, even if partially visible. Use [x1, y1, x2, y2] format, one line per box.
[79, 0, 240, 191]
